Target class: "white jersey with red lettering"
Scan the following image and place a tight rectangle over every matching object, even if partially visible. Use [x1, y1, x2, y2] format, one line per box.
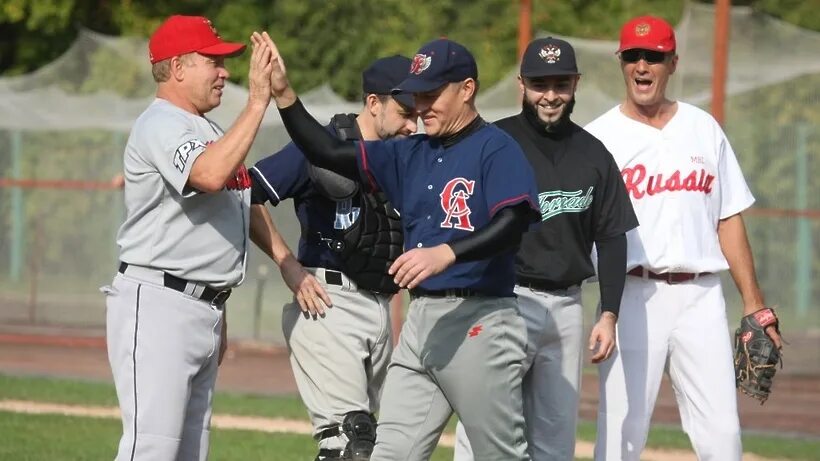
[584, 102, 751, 460]
[585, 101, 754, 274]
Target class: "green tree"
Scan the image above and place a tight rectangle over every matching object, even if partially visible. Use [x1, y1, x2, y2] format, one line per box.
[3, 0, 818, 98]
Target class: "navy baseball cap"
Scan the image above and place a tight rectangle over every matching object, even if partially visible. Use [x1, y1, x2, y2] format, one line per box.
[362, 54, 416, 109]
[520, 37, 580, 78]
[362, 55, 415, 108]
[392, 38, 478, 94]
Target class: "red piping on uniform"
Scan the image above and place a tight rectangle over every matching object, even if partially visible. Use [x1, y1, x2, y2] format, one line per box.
[490, 194, 535, 216]
[359, 141, 379, 193]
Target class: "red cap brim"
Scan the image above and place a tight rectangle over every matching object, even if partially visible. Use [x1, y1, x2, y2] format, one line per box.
[198, 42, 246, 58]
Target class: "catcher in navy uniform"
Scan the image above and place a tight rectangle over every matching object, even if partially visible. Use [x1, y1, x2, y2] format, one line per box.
[249, 56, 418, 461]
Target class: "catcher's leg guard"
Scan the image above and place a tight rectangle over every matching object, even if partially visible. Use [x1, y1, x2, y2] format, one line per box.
[315, 412, 377, 461]
[341, 412, 377, 460]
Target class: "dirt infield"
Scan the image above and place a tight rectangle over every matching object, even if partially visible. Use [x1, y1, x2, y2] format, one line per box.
[0, 332, 818, 441]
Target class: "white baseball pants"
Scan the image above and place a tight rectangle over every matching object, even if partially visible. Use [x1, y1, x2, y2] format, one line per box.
[594, 274, 741, 461]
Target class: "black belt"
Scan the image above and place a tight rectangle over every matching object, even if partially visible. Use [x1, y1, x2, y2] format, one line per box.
[517, 277, 581, 292]
[409, 287, 484, 298]
[318, 269, 344, 286]
[118, 262, 231, 306]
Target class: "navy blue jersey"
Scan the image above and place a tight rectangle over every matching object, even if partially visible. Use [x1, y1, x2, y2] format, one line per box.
[356, 123, 539, 296]
[250, 128, 359, 270]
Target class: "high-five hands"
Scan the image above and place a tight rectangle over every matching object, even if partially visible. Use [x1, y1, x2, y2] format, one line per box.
[257, 31, 296, 106]
[247, 32, 273, 107]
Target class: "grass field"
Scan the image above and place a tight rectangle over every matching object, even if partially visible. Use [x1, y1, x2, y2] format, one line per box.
[1, 374, 818, 460]
[0, 412, 344, 461]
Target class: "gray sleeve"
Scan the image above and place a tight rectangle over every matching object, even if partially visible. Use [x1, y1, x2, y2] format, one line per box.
[135, 112, 208, 196]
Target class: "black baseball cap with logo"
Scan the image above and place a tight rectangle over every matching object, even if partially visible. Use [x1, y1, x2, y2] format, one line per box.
[520, 37, 580, 78]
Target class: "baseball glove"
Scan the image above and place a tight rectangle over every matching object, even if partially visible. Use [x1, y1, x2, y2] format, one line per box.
[733, 307, 782, 404]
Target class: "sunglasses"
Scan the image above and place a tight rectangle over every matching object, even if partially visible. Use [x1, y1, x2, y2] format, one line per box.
[620, 49, 669, 64]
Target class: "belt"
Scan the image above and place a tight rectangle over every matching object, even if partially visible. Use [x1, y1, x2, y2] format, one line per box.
[627, 266, 710, 284]
[307, 267, 356, 290]
[409, 287, 484, 298]
[517, 277, 581, 292]
[118, 262, 231, 306]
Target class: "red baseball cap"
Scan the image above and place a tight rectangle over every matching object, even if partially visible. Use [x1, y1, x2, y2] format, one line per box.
[617, 16, 676, 53]
[148, 15, 246, 64]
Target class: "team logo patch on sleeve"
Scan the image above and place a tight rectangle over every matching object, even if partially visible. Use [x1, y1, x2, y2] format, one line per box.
[439, 177, 475, 231]
[173, 139, 206, 173]
[225, 164, 252, 191]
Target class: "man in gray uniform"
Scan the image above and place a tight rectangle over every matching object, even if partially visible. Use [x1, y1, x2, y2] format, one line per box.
[249, 56, 418, 460]
[103, 16, 285, 461]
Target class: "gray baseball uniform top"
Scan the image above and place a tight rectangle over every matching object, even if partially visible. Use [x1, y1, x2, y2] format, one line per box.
[116, 98, 250, 289]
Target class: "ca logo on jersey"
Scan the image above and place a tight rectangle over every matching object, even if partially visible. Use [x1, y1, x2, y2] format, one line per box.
[439, 178, 475, 231]
[173, 139, 206, 172]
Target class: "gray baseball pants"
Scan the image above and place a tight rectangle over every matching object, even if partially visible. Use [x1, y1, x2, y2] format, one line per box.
[104, 266, 225, 461]
[373, 294, 531, 461]
[282, 268, 392, 452]
[454, 284, 584, 461]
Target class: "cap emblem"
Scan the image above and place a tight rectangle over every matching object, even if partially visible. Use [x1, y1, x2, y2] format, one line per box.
[203, 18, 220, 37]
[538, 44, 561, 64]
[410, 54, 432, 75]
[635, 23, 650, 36]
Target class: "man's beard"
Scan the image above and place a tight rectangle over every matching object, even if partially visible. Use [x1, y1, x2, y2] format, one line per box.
[522, 96, 575, 133]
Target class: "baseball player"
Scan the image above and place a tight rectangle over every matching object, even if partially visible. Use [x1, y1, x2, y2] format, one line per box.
[102, 17, 282, 461]
[453, 37, 638, 461]
[247, 55, 418, 461]
[262, 33, 540, 460]
[584, 16, 783, 461]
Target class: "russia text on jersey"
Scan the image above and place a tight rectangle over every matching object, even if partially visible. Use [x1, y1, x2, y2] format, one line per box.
[537, 187, 594, 221]
[621, 165, 715, 199]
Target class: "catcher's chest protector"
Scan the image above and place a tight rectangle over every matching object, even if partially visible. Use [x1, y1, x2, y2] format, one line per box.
[338, 190, 403, 294]
[319, 114, 404, 294]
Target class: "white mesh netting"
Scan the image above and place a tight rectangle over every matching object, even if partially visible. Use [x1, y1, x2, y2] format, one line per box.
[1, 3, 818, 364]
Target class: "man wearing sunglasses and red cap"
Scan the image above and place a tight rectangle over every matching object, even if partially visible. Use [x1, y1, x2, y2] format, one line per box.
[105, 15, 283, 461]
[586, 15, 782, 461]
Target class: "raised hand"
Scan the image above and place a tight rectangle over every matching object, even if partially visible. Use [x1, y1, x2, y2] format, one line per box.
[247, 32, 273, 107]
[258, 31, 294, 105]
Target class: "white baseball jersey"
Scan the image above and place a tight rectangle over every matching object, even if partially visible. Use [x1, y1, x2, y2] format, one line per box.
[585, 102, 754, 273]
[117, 98, 250, 289]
